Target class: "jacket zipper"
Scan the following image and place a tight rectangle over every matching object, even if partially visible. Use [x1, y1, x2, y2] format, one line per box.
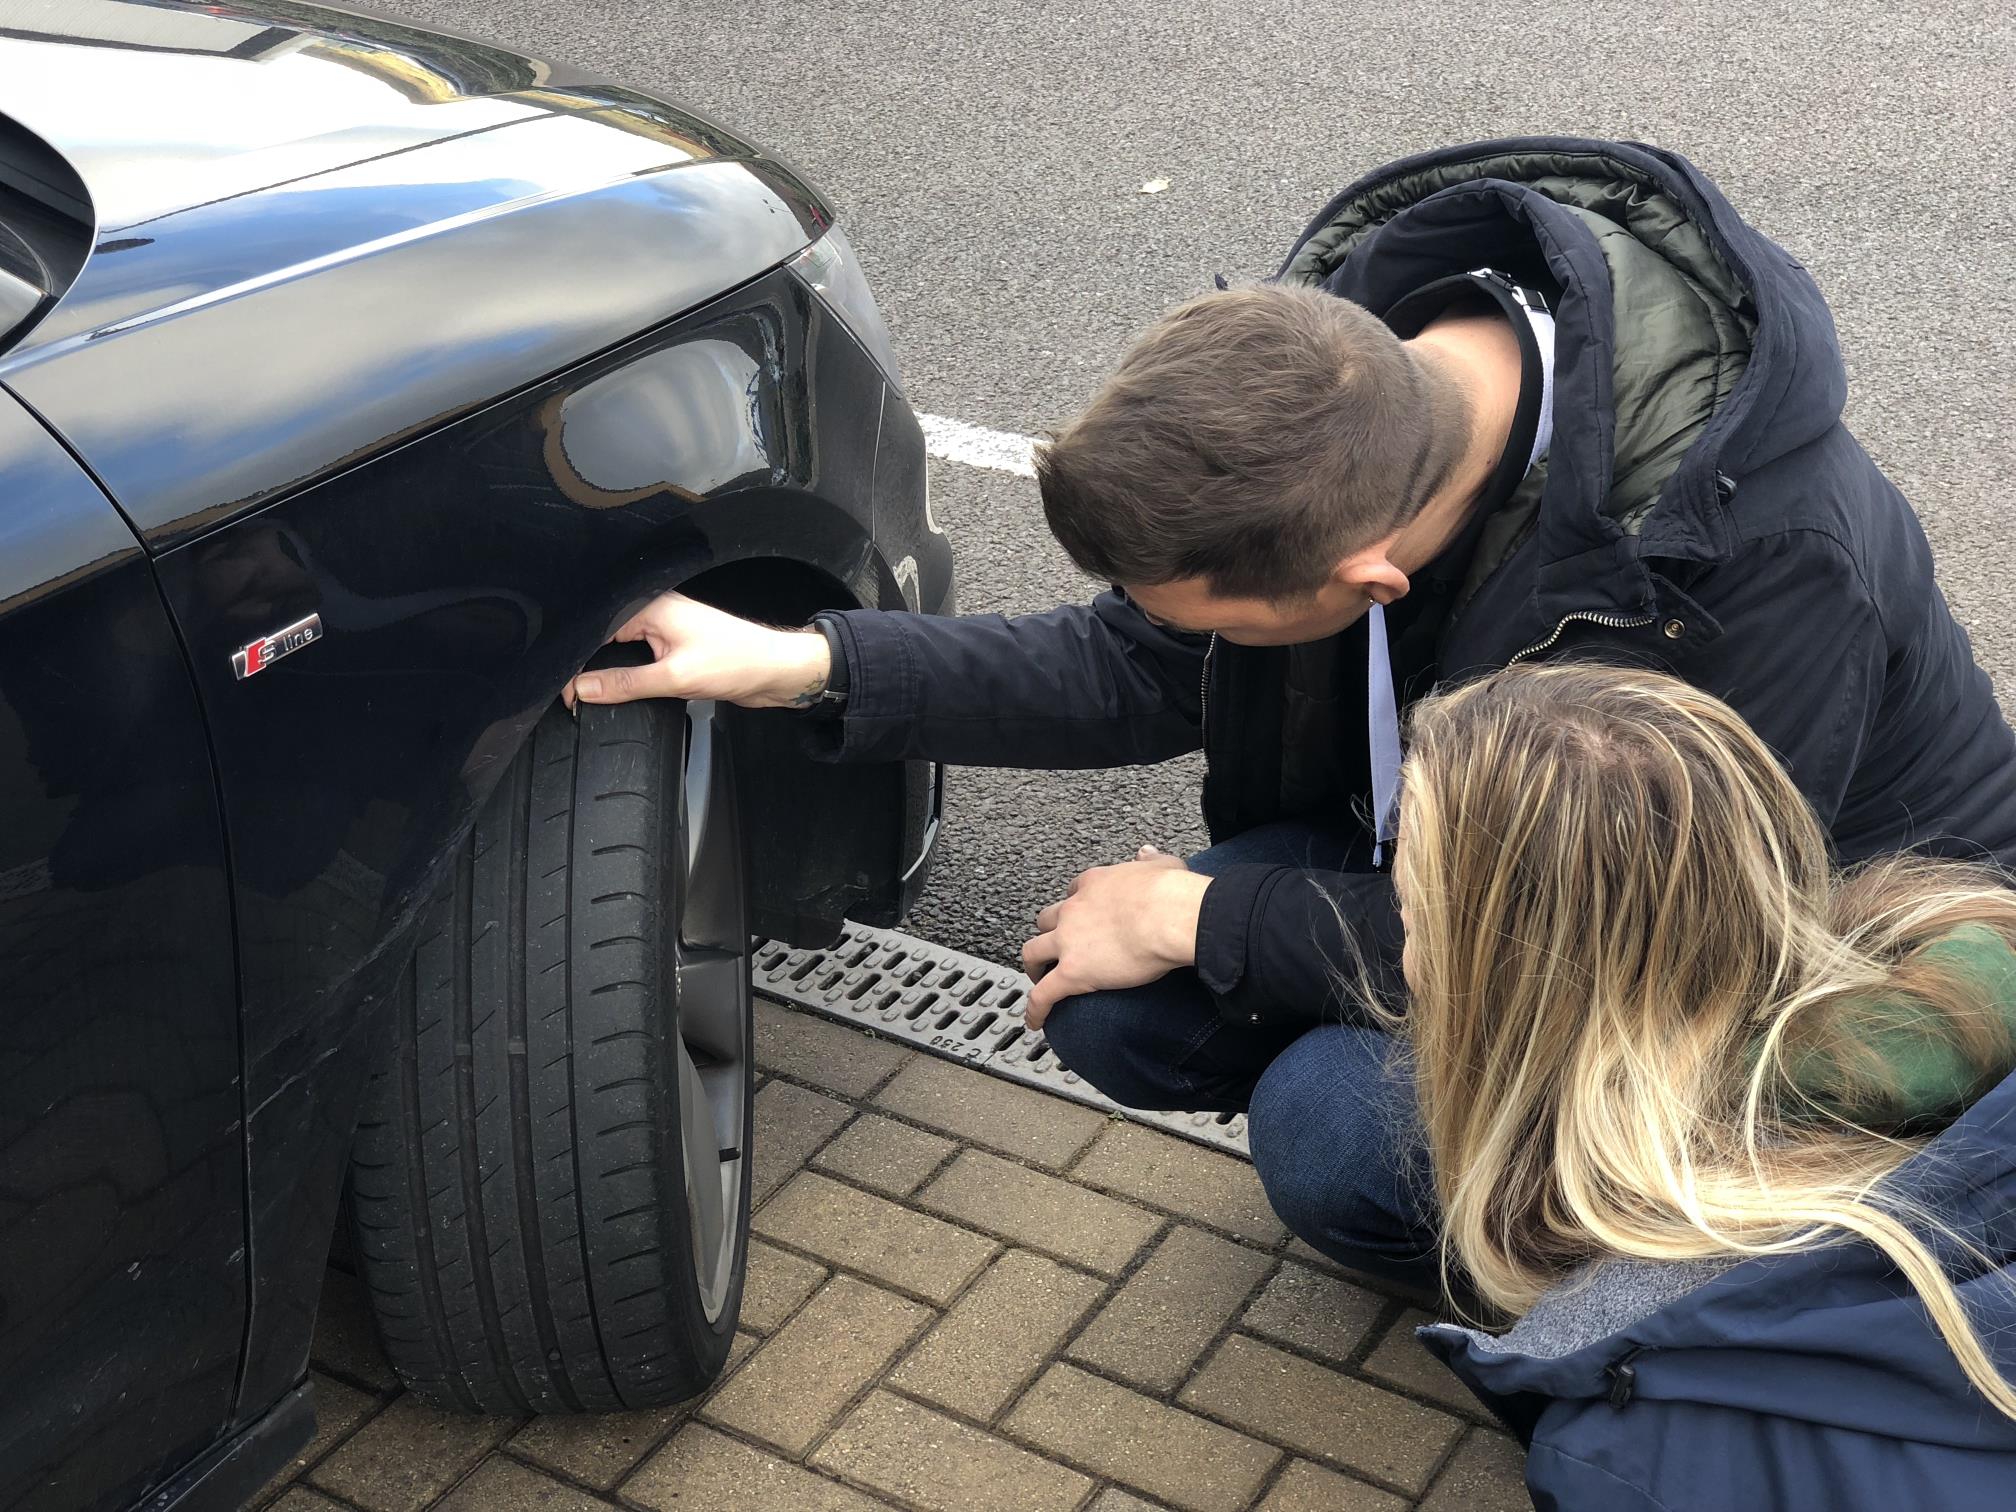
[1507, 610, 1654, 665]
[1199, 632, 1218, 739]
[1605, 1346, 1644, 1407]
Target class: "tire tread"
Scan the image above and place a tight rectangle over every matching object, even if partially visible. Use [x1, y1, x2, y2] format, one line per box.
[347, 702, 745, 1414]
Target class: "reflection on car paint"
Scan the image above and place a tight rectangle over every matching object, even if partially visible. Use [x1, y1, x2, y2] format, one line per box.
[0, 395, 244, 1512]
[552, 334, 781, 505]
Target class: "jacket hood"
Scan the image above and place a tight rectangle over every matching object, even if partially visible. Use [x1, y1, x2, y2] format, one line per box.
[1422, 1060, 2016, 1450]
[1278, 137, 1849, 575]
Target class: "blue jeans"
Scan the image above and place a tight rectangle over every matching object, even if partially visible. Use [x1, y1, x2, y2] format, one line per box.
[1042, 822, 1442, 1292]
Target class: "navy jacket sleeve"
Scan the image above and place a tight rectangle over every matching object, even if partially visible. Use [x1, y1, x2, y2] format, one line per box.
[803, 590, 1207, 769]
[1194, 861, 1409, 1025]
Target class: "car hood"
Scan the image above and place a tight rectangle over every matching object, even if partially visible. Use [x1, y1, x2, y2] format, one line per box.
[0, 0, 769, 232]
[0, 0, 815, 349]
[0, 0, 836, 548]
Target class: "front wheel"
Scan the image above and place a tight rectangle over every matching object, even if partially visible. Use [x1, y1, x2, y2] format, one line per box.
[348, 698, 753, 1414]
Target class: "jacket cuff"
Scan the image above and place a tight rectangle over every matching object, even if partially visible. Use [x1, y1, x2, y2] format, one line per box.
[796, 609, 918, 762]
[1193, 862, 1294, 1024]
[809, 613, 851, 702]
[1194, 863, 1410, 1025]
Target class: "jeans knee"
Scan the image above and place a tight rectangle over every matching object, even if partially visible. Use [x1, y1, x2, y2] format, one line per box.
[1248, 1084, 1386, 1243]
[1042, 990, 1188, 1111]
[1246, 1031, 1437, 1282]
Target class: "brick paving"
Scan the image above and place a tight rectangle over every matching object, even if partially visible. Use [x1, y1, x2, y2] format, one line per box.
[255, 998, 1531, 1511]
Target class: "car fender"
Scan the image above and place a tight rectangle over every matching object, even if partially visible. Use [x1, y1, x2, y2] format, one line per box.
[143, 265, 936, 1416]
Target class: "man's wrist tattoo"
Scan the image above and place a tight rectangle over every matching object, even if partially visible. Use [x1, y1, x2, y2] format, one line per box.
[787, 673, 829, 709]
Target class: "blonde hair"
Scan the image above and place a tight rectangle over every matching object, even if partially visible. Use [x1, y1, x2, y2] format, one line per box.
[1393, 662, 2016, 1417]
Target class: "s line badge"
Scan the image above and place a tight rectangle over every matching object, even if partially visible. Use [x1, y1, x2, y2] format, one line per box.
[233, 613, 323, 679]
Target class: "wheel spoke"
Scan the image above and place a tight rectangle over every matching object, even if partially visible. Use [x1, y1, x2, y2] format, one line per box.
[676, 947, 744, 1063]
[672, 696, 749, 1328]
[680, 701, 741, 951]
[677, 1038, 730, 1320]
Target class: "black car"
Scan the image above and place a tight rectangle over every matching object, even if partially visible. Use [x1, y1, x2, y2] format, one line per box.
[0, 3, 952, 1507]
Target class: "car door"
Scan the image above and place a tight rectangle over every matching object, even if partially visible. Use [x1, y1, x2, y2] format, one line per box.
[0, 392, 245, 1511]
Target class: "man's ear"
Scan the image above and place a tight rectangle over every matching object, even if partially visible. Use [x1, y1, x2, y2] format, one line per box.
[1334, 548, 1411, 607]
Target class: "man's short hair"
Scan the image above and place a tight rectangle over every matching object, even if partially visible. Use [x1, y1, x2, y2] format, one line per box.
[1035, 283, 1453, 599]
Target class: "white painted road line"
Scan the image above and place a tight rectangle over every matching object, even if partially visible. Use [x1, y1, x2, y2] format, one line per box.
[919, 412, 1038, 478]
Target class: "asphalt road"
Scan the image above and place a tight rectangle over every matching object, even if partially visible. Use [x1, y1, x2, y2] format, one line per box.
[402, 0, 2016, 968]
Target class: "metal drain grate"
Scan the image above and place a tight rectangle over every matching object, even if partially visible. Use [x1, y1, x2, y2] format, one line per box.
[754, 923, 1251, 1159]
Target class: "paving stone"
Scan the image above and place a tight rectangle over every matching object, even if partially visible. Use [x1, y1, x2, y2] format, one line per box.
[741, 1238, 829, 1333]
[255, 1371, 380, 1501]
[701, 1275, 931, 1456]
[724, 1329, 759, 1370]
[814, 1112, 957, 1197]
[815, 1390, 1094, 1512]
[1004, 1365, 1279, 1512]
[1282, 1239, 1443, 1308]
[267, 1492, 351, 1512]
[1241, 1263, 1388, 1368]
[873, 1055, 1106, 1169]
[1362, 1309, 1495, 1417]
[627, 1423, 894, 1511]
[1180, 1335, 1461, 1496]
[1418, 1429, 1530, 1511]
[305, 1369, 380, 1450]
[753, 1080, 854, 1205]
[1067, 1225, 1273, 1392]
[756, 999, 913, 1097]
[1368, 1312, 1500, 1419]
[435, 1456, 620, 1510]
[309, 1269, 399, 1392]
[506, 1331, 755, 1491]
[889, 1249, 1107, 1419]
[1090, 1493, 1169, 1512]
[1072, 1124, 1287, 1245]
[753, 1170, 997, 1304]
[1258, 1461, 1409, 1512]
[509, 1404, 685, 1489]
[1282, 1238, 1337, 1271]
[309, 1395, 519, 1512]
[716, 1328, 759, 1381]
[917, 1149, 1159, 1275]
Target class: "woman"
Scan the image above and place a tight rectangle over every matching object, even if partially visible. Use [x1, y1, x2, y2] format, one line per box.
[1389, 663, 2016, 1512]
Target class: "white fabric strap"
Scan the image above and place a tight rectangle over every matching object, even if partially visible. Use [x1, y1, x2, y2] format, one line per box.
[1367, 600, 1402, 868]
[1366, 274, 1556, 868]
[1524, 300, 1556, 471]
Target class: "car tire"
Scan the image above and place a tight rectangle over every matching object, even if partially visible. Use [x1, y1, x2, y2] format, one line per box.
[347, 697, 753, 1414]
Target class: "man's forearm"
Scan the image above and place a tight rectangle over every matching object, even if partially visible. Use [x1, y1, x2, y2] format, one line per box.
[803, 596, 1207, 769]
[770, 628, 835, 709]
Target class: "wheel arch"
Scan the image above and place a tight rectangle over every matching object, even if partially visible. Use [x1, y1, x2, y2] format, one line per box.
[603, 538, 931, 948]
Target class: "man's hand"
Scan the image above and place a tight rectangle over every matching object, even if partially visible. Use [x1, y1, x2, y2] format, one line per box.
[564, 592, 833, 711]
[1021, 846, 1211, 1028]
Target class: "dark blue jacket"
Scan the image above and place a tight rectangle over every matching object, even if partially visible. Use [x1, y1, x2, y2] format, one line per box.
[1422, 1064, 2016, 1511]
[813, 138, 2016, 1025]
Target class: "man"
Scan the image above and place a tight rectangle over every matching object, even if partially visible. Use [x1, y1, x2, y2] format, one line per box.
[566, 137, 2016, 1291]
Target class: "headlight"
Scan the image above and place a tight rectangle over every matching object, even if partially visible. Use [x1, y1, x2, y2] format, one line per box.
[789, 227, 903, 391]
